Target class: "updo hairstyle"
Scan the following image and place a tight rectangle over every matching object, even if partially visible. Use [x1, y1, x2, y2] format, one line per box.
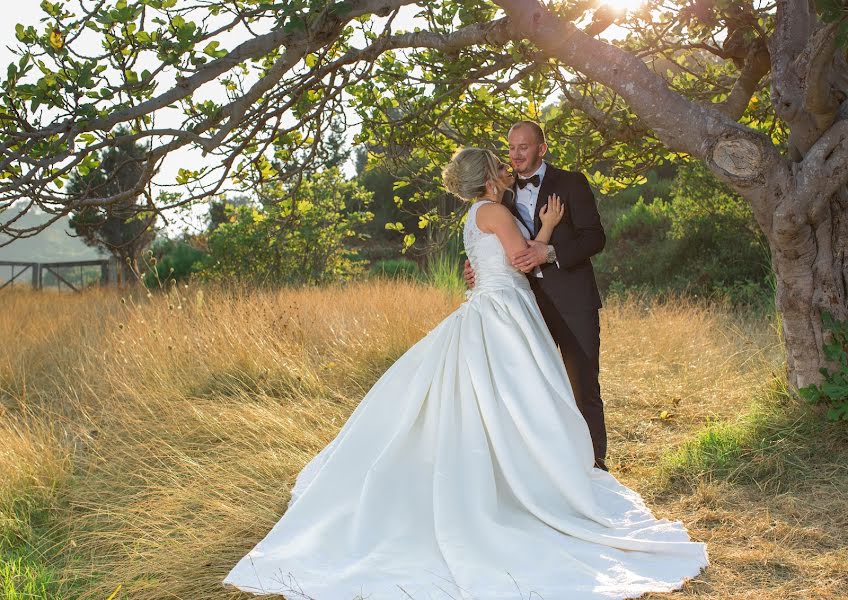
[442, 148, 501, 202]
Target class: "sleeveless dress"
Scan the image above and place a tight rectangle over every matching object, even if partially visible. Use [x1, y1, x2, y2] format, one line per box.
[223, 200, 708, 599]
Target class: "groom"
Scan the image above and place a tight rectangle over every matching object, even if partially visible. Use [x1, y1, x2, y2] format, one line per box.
[463, 121, 609, 471]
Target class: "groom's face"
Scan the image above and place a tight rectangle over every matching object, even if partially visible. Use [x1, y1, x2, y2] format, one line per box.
[508, 126, 547, 177]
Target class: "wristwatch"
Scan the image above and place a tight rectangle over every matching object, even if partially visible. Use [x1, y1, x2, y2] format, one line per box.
[545, 244, 557, 264]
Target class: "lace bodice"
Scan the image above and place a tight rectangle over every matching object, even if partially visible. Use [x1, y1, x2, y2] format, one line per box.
[463, 200, 532, 295]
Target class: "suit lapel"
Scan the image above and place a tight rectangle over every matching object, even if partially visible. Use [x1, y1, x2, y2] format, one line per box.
[534, 162, 556, 233]
[508, 180, 537, 234]
[506, 181, 520, 219]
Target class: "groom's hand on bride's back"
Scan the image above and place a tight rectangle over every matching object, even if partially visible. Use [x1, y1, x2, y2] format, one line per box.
[463, 259, 475, 289]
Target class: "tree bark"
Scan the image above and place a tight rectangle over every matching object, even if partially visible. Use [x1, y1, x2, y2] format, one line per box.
[768, 191, 846, 387]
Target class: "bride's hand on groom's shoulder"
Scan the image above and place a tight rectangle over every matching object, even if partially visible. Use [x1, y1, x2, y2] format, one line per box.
[463, 259, 475, 289]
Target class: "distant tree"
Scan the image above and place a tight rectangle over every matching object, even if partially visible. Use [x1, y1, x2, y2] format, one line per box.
[144, 236, 211, 289]
[595, 162, 771, 305]
[205, 194, 254, 234]
[321, 119, 352, 170]
[68, 134, 154, 284]
[203, 167, 373, 285]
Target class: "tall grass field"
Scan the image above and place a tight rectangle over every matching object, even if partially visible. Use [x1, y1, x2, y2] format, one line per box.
[1, 282, 846, 599]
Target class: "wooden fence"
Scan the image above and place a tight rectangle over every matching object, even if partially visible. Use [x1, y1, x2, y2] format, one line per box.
[0, 258, 117, 292]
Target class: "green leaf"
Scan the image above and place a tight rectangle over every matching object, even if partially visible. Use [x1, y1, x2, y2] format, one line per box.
[815, 0, 844, 22]
[40, 1, 63, 17]
[402, 233, 416, 251]
[798, 384, 821, 404]
[176, 168, 197, 184]
[203, 41, 227, 58]
[329, 2, 353, 17]
[821, 381, 848, 400]
[284, 15, 306, 34]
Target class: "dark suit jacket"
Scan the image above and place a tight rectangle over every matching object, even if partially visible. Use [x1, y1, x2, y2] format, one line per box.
[508, 162, 605, 314]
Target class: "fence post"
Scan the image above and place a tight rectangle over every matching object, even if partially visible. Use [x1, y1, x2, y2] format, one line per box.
[33, 264, 41, 290]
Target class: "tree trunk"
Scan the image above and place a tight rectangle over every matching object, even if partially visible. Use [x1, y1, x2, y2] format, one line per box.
[116, 255, 136, 288]
[771, 191, 848, 389]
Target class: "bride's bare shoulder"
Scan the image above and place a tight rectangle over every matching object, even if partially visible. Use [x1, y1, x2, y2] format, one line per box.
[475, 202, 515, 234]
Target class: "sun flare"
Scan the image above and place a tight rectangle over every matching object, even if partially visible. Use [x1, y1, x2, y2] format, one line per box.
[601, 0, 643, 12]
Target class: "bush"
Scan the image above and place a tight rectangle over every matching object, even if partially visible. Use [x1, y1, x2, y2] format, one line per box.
[595, 196, 678, 290]
[595, 162, 772, 306]
[143, 239, 210, 289]
[201, 168, 373, 285]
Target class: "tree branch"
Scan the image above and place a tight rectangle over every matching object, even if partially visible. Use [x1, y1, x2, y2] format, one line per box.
[769, 0, 818, 159]
[491, 0, 782, 164]
[583, 5, 620, 38]
[716, 39, 771, 121]
[802, 22, 839, 129]
[0, 0, 423, 241]
[797, 118, 848, 213]
[557, 84, 648, 144]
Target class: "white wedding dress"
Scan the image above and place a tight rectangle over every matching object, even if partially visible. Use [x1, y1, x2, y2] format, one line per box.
[223, 200, 708, 599]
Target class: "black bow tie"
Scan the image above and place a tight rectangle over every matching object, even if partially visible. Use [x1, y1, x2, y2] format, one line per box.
[517, 174, 540, 189]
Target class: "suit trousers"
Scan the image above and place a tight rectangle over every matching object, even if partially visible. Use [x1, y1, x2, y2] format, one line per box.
[529, 278, 608, 469]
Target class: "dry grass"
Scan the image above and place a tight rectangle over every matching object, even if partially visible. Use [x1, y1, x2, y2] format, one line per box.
[0, 283, 845, 600]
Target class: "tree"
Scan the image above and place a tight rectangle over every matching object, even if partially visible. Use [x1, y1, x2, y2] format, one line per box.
[67, 134, 155, 284]
[593, 162, 772, 304]
[205, 194, 253, 234]
[0, 0, 845, 389]
[202, 167, 372, 285]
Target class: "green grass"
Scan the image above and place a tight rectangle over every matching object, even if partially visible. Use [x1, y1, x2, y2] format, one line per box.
[0, 420, 73, 600]
[369, 258, 423, 281]
[370, 251, 465, 295]
[661, 381, 848, 491]
[0, 552, 61, 600]
[1, 504, 69, 600]
[426, 252, 464, 295]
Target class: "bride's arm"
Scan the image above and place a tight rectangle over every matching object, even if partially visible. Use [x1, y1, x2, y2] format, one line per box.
[476, 202, 529, 261]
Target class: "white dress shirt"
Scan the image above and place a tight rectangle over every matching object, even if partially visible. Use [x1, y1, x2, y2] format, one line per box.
[515, 162, 547, 278]
[515, 162, 546, 235]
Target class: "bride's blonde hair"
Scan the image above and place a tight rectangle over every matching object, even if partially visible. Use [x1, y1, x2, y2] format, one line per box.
[442, 148, 502, 202]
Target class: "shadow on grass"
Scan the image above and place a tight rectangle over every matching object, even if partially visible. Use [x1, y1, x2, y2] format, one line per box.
[660, 379, 848, 492]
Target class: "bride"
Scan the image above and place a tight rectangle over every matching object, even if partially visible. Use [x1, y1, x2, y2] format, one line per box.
[223, 148, 709, 599]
